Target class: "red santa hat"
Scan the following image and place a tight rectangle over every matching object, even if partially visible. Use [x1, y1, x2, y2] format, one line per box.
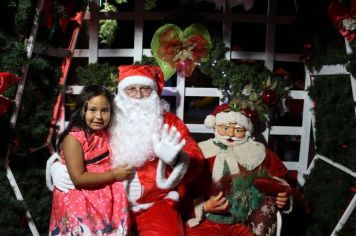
[204, 103, 253, 131]
[118, 65, 165, 95]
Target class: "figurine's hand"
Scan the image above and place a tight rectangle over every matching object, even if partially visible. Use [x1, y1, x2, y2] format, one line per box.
[153, 124, 186, 165]
[51, 161, 74, 193]
[276, 192, 289, 208]
[203, 191, 229, 214]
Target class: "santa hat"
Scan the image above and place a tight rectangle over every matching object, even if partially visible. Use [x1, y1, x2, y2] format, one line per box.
[204, 103, 253, 131]
[118, 65, 165, 95]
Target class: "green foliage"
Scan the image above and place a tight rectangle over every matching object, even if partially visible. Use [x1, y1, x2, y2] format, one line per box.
[12, 57, 60, 150]
[0, 163, 30, 235]
[308, 75, 356, 169]
[199, 37, 287, 123]
[14, 167, 52, 234]
[305, 74, 356, 235]
[76, 63, 118, 93]
[144, 0, 158, 11]
[0, 31, 28, 75]
[226, 174, 263, 221]
[14, 0, 34, 37]
[136, 55, 158, 66]
[99, 3, 118, 47]
[303, 161, 356, 236]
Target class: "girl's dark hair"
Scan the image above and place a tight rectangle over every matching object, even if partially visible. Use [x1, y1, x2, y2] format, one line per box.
[56, 85, 114, 151]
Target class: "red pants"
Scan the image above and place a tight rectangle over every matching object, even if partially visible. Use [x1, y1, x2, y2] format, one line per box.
[185, 219, 252, 236]
[132, 199, 184, 236]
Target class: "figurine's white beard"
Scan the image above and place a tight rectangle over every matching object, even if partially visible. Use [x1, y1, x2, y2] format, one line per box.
[109, 91, 165, 167]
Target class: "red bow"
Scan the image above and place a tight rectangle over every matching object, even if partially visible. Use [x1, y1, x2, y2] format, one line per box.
[328, 0, 356, 41]
[0, 72, 21, 94]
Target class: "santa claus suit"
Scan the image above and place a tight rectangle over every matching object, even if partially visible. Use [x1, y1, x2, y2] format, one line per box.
[126, 112, 204, 236]
[185, 138, 289, 236]
[111, 65, 204, 236]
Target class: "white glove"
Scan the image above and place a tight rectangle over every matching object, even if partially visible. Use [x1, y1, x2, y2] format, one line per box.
[153, 124, 186, 165]
[51, 161, 75, 193]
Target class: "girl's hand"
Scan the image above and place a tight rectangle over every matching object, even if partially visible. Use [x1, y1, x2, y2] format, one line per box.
[112, 164, 133, 181]
[276, 192, 289, 208]
[203, 191, 229, 213]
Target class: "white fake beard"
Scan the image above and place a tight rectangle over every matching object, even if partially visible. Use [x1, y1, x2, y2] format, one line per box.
[109, 90, 167, 168]
[214, 130, 250, 147]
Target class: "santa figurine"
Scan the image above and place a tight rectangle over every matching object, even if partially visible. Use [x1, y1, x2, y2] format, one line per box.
[184, 103, 293, 236]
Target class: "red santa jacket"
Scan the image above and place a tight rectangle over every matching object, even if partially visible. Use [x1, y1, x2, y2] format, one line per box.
[128, 112, 204, 211]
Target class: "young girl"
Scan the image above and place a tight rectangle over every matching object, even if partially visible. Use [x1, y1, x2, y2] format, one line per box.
[49, 85, 132, 236]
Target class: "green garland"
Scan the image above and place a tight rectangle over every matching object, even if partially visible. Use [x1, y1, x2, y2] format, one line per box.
[199, 37, 287, 123]
[305, 74, 356, 235]
[76, 63, 118, 93]
[99, 3, 118, 47]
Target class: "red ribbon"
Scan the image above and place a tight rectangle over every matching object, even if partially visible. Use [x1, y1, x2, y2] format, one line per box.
[328, 0, 356, 41]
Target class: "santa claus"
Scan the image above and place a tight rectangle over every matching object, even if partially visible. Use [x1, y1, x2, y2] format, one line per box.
[184, 103, 293, 236]
[46, 65, 204, 235]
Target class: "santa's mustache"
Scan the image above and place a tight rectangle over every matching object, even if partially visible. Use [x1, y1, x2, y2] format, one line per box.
[219, 136, 240, 141]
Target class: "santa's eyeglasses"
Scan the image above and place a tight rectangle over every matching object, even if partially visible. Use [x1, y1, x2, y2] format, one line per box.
[124, 85, 153, 97]
[216, 125, 246, 134]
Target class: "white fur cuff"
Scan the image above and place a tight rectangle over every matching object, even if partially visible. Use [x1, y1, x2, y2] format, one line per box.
[187, 197, 205, 228]
[156, 151, 189, 189]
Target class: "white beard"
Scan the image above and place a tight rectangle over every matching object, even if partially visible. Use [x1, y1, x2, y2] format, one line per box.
[109, 90, 168, 168]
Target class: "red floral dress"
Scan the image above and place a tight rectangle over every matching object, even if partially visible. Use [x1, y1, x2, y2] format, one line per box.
[49, 129, 129, 236]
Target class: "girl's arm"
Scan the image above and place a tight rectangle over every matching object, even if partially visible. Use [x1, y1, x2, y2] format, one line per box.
[63, 134, 131, 188]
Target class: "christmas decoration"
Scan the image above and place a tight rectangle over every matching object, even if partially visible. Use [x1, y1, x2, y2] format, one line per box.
[75, 63, 118, 93]
[151, 23, 212, 80]
[328, 0, 356, 41]
[199, 39, 287, 124]
[261, 89, 278, 106]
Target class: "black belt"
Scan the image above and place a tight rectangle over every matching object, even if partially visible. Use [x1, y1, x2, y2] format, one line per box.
[85, 150, 109, 165]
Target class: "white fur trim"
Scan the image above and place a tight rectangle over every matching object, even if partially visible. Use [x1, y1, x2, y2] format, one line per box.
[215, 111, 237, 125]
[130, 190, 179, 212]
[212, 149, 240, 183]
[198, 139, 221, 158]
[187, 197, 205, 228]
[235, 112, 253, 131]
[130, 202, 154, 212]
[118, 75, 157, 91]
[204, 115, 216, 128]
[45, 152, 60, 191]
[156, 151, 189, 189]
[276, 210, 282, 236]
[164, 190, 179, 201]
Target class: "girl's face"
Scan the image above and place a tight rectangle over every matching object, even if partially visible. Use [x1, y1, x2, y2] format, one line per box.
[84, 95, 111, 132]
